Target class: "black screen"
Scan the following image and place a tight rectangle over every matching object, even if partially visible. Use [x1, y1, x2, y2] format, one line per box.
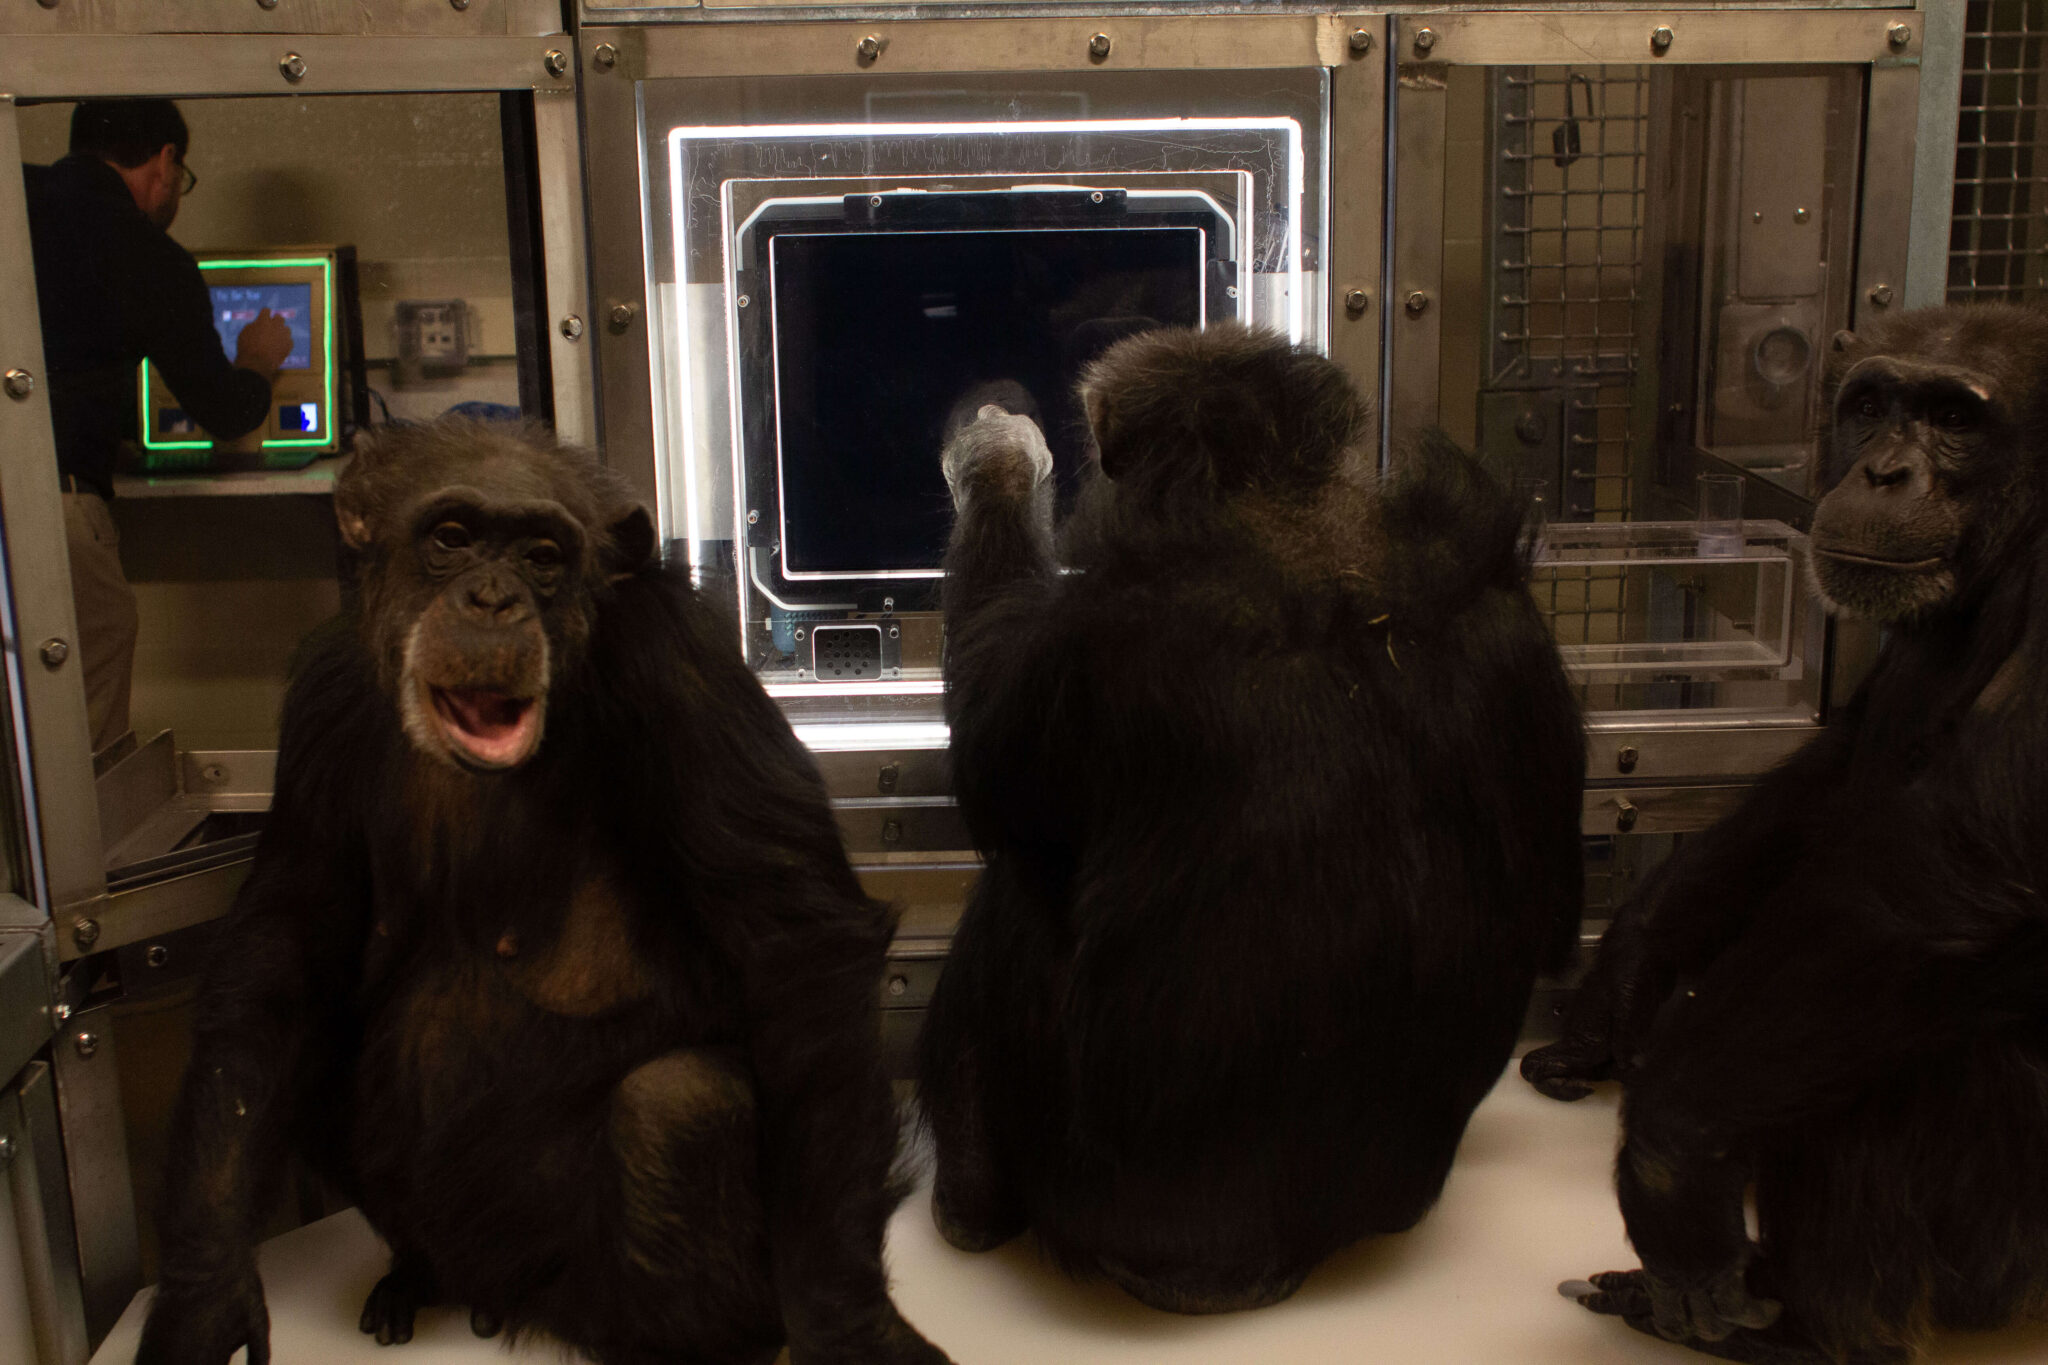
[769, 227, 1205, 576]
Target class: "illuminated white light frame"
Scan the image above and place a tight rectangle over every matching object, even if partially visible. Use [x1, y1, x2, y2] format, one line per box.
[658, 116, 1306, 698]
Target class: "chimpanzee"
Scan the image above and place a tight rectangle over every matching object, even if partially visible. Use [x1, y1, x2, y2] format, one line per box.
[1523, 303, 2048, 1364]
[136, 419, 951, 1365]
[918, 324, 1586, 1313]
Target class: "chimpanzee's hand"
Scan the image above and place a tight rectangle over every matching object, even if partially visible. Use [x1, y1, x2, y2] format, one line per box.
[1569, 1264, 1781, 1345]
[940, 405, 1054, 512]
[135, 1268, 271, 1365]
[1519, 1030, 1614, 1101]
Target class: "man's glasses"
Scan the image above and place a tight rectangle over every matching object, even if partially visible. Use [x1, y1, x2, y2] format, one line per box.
[176, 162, 197, 196]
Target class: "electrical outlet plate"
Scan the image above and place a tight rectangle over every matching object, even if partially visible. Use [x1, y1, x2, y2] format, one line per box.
[395, 299, 469, 370]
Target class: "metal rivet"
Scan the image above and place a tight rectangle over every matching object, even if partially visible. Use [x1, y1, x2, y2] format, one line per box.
[793, 627, 806, 642]
[857, 34, 882, 62]
[881, 819, 903, 845]
[746, 509, 760, 525]
[887, 975, 909, 997]
[71, 918, 99, 949]
[34, 0, 58, 9]
[1413, 27, 1437, 53]
[201, 763, 227, 783]
[1345, 288, 1370, 316]
[882, 596, 895, 611]
[878, 763, 900, 794]
[887, 625, 900, 639]
[74, 1032, 99, 1059]
[51, 1003, 70, 1023]
[449, 0, 469, 10]
[559, 315, 584, 340]
[1868, 283, 1895, 307]
[1348, 28, 1374, 56]
[1088, 32, 1112, 61]
[146, 945, 170, 968]
[608, 302, 638, 331]
[1650, 26, 1674, 54]
[1888, 23, 1912, 50]
[256, 0, 278, 9]
[1793, 207, 1810, 224]
[1614, 799, 1639, 834]
[593, 42, 617, 69]
[1405, 290, 1431, 316]
[869, 195, 883, 208]
[1226, 284, 1240, 300]
[279, 51, 307, 82]
[38, 638, 68, 669]
[543, 49, 569, 78]
[736, 294, 750, 309]
[1617, 744, 1639, 774]
[4, 368, 32, 401]
[1751, 211, 1763, 224]
[1090, 190, 1104, 204]
[0, 1135, 15, 1165]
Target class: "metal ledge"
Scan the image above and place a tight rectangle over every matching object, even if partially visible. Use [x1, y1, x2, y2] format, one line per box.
[0, 35, 576, 98]
[1394, 10, 1918, 67]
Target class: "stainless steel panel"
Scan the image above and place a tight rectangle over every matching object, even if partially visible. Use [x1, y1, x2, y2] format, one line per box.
[1854, 61, 1920, 329]
[833, 800, 972, 856]
[0, 933, 52, 1093]
[50, 1009, 139, 1343]
[1585, 718, 1814, 781]
[0, 0, 561, 37]
[534, 87, 600, 448]
[1329, 15, 1388, 421]
[92, 734, 179, 863]
[0, 101, 106, 919]
[1388, 60, 1448, 454]
[1582, 783, 1746, 836]
[8, 1063, 89, 1365]
[62, 862, 249, 965]
[581, 47, 654, 499]
[1396, 12, 1918, 68]
[1905, 0, 1961, 309]
[814, 747, 949, 801]
[0, 35, 575, 97]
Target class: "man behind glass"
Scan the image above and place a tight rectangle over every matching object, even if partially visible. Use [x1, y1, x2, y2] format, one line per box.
[24, 99, 292, 754]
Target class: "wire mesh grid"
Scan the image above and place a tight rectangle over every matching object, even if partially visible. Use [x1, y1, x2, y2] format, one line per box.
[1490, 67, 1650, 678]
[1950, 0, 2048, 301]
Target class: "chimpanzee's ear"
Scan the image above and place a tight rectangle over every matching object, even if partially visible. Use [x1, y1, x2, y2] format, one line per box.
[603, 505, 658, 581]
[1084, 385, 1124, 480]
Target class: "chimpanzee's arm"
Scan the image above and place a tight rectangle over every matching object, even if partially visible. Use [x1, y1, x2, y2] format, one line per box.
[138, 629, 374, 1365]
[1523, 718, 1858, 1100]
[1609, 840, 2048, 1343]
[939, 406, 1057, 627]
[606, 578, 949, 1365]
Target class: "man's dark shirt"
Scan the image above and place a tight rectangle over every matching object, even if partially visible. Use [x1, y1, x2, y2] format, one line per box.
[24, 155, 268, 497]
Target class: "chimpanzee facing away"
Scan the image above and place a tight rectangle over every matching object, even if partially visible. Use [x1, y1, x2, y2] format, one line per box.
[918, 324, 1586, 1313]
[137, 420, 950, 1365]
[1524, 303, 2048, 1364]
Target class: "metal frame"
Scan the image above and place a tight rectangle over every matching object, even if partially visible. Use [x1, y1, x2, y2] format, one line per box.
[0, 36, 595, 1350]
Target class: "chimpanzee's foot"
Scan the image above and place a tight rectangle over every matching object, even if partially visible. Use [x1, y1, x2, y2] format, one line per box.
[1566, 1270, 1904, 1365]
[930, 1168, 1026, 1253]
[1520, 1033, 1614, 1101]
[359, 1256, 438, 1346]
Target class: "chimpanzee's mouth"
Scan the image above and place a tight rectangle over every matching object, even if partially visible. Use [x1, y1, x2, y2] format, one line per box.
[430, 686, 543, 770]
[1811, 543, 1945, 571]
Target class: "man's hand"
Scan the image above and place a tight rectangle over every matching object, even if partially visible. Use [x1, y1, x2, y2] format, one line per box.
[234, 308, 294, 375]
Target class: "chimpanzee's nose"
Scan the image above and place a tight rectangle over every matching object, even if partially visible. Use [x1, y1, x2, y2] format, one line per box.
[467, 579, 521, 619]
[1863, 455, 1913, 491]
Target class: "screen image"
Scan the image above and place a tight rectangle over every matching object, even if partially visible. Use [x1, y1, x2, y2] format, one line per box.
[768, 227, 1205, 577]
[210, 282, 314, 371]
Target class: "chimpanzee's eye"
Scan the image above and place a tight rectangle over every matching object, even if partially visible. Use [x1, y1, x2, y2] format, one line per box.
[1937, 405, 1975, 431]
[431, 522, 472, 552]
[526, 541, 563, 570]
[1857, 396, 1883, 421]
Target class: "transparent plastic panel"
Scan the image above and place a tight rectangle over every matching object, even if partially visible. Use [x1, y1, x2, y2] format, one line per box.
[635, 71, 1329, 702]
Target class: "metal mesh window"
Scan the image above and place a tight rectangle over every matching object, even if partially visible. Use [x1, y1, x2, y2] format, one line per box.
[1951, 0, 2048, 302]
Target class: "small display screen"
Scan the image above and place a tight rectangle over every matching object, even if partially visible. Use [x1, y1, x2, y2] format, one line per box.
[279, 402, 319, 433]
[210, 282, 314, 371]
[769, 227, 1205, 576]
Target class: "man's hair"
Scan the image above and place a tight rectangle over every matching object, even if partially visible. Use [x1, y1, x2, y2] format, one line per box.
[69, 100, 188, 169]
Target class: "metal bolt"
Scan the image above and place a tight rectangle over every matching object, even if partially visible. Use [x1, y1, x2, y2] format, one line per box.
[0, 1135, 14, 1165]
[887, 624, 900, 639]
[1868, 283, 1895, 307]
[869, 195, 883, 208]
[1888, 23, 1912, 51]
[736, 294, 750, 309]
[793, 627, 806, 642]
[74, 1032, 98, 1059]
[1090, 191, 1104, 204]
[878, 763, 900, 794]
[1345, 288, 1370, 316]
[882, 596, 895, 612]
[1089, 32, 1112, 61]
[71, 918, 99, 950]
[1617, 744, 1639, 774]
[146, 945, 169, 969]
[34, 0, 58, 9]
[746, 509, 760, 525]
[881, 819, 903, 845]
[1751, 211, 1763, 224]
[1793, 207, 1810, 224]
[1615, 798, 1639, 834]
[449, 0, 469, 10]
[1514, 411, 1547, 445]
[1650, 26, 1674, 54]
[1225, 285, 1239, 300]
[1348, 28, 1374, 56]
[51, 1003, 70, 1023]
[543, 49, 569, 78]
[593, 42, 617, 69]
[1413, 27, 1437, 53]
[608, 302, 638, 331]
[4, 368, 32, 401]
[559, 315, 584, 340]
[1405, 290, 1431, 316]
[279, 51, 307, 82]
[856, 34, 882, 62]
[887, 975, 909, 997]
[256, 0, 278, 9]
[38, 638, 68, 669]
[201, 763, 227, 783]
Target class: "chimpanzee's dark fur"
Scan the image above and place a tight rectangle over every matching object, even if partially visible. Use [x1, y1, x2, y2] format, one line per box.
[918, 324, 1586, 1313]
[1524, 304, 2048, 1364]
[137, 420, 949, 1365]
